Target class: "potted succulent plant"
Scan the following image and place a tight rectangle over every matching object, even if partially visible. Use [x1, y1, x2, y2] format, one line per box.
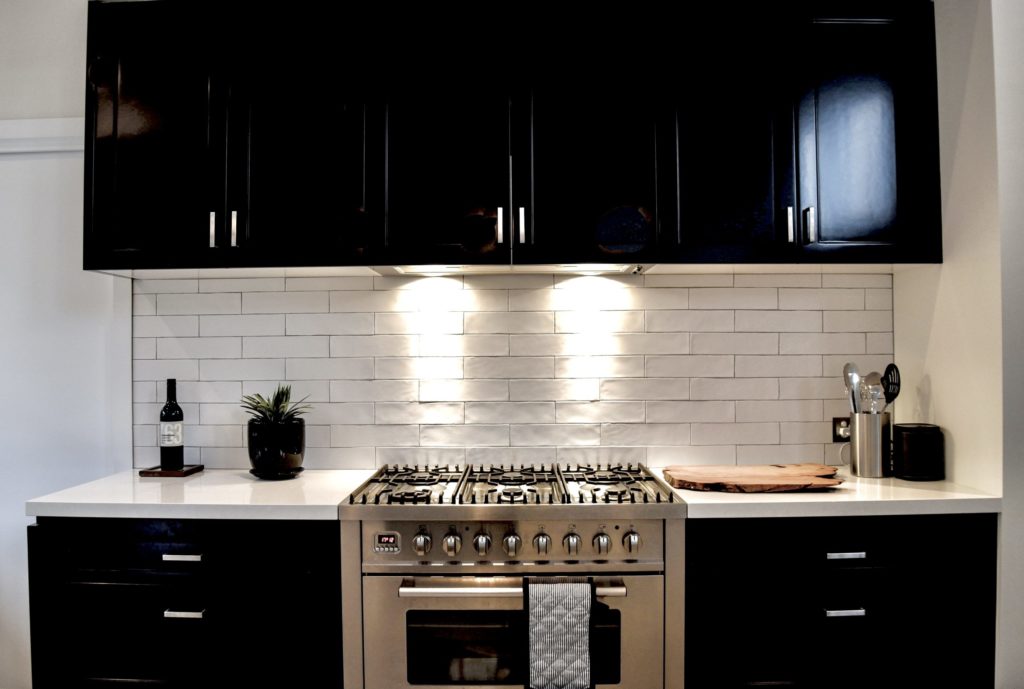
[241, 384, 312, 480]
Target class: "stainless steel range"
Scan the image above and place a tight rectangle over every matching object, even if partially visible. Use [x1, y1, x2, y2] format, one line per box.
[339, 463, 685, 689]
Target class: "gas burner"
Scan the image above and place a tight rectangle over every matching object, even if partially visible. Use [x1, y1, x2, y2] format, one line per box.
[388, 489, 434, 503]
[484, 471, 535, 486]
[595, 487, 646, 503]
[390, 472, 442, 486]
[487, 486, 536, 504]
[573, 469, 636, 485]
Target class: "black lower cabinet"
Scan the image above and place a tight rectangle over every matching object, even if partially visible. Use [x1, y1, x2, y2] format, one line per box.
[28, 518, 341, 689]
[685, 513, 996, 689]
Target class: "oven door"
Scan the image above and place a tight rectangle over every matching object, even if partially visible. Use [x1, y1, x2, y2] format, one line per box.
[362, 575, 663, 689]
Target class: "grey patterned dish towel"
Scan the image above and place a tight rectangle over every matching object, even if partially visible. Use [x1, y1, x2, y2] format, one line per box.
[527, 577, 592, 689]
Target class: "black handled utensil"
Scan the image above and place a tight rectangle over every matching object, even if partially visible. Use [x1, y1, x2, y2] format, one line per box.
[883, 363, 901, 405]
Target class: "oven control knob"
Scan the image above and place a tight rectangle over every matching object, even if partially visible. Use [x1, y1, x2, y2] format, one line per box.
[442, 532, 462, 557]
[563, 532, 582, 556]
[593, 532, 612, 555]
[412, 532, 432, 557]
[473, 533, 492, 556]
[502, 533, 522, 558]
[623, 531, 642, 555]
[533, 533, 552, 555]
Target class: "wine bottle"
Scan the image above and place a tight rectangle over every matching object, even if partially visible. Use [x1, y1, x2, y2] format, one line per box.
[159, 378, 184, 470]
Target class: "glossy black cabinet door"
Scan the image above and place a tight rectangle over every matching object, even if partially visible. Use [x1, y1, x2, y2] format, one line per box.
[377, 34, 513, 266]
[672, 14, 796, 262]
[794, 0, 942, 261]
[84, 2, 225, 270]
[514, 39, 670, 265]
[226, 18, 372, 267]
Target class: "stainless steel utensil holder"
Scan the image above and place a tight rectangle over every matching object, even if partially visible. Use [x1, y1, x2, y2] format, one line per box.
[850, 412, 891, 478]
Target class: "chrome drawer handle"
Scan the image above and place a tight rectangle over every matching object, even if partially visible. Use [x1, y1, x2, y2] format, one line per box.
[826, 552, 867, 560]
[398, 585, 627, 599]
[497, 207, 504, 244]
[162, 553, 202, 562]
[164, 609, 205, 620]
[209, 211, 216, 248]
[825, 608, 866, 618]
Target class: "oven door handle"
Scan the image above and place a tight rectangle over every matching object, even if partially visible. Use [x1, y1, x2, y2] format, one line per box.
[397, 584, 628, 598]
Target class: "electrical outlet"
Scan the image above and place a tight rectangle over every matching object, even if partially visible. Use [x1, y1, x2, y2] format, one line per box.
[832, 417, 851, 443]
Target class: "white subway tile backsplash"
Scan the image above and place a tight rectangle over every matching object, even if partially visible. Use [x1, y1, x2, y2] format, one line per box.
[690, 378, 778, 400]
[512, 424, 600, 446]
[779, 288, 863, 311]
[330, 380, 419, 402]
[286, 313, 374, 336]
[734, 274, 821, 288]
[689, 288, 777, 309]
[465, 356, 553, 379]
[510, 379, 598, 401]
[645, 355, 733, 378]
[735, 355, 822, 378]
[134, 338, 156, 359]
[735, 310, 821, 332]
[243, 291, 328, 314]
[132, 272, 893, 468]
[421, 425, 509, 447]
[420, 335, 509, 357]
[646, 401, 734, 423]
[287, 357, 373, 380]
[134, 359, 199, 381]
[158, 293, 240, 315]
[556, 402, 645, 423]
[600, 378, 688, 401]
[691, 333, 778, 354]
[200, 278, 284, 293]
[555, 311, 644, 333]
[200, 358, 284, 381]
[691, 422, 779, 445]
[157, 337, 241, 360]
[375, 402, 464, 425]
[823, 311, 893, 333]
[134, 316, 199, 338]
[201, 315, 286, 337]
[601, 423, 690, 446]
[556, 355, 645, 378]
[465, 312, 554, 334]
[780, 333, 865, 355]
[466, 402, 555, 424]
[645, 310, 734, 332]
[376, 357, 463, 380]
[736, 400, 823, 422]
[421, 380, 509, 402]
[242, 336, 329, 358]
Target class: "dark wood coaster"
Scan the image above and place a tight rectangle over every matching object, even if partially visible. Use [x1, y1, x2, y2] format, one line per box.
[138, 464, 205, 477]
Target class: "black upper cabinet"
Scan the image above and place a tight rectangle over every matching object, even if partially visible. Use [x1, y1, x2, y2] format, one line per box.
[792, 0, 942, 261]
[85, 3, 224, 269]
[672, 13, 796, 262]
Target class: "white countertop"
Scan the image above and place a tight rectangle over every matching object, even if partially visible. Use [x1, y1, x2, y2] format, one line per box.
[25, 469, 375, 520]
[26, 467, 1001, 521]
[671, 469, 1001, 519]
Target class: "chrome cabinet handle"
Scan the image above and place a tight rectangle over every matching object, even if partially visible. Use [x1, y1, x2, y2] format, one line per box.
[230, 210, 238, 247]
[826, 552, 866, 560]
[825, 608, 866, 618]
[518, 206, 526, 244]
[398, 584, 627, 599]
[805, 206, 817, 243]
[162, 553, 202, 562]
[787, 206, 795, 243]
[496, 207, 504, 244]
[209, 211, 216, 248]
[164, 609, 205, 620]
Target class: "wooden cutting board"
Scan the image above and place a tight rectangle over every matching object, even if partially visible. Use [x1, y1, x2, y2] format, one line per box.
[663, 463, 843, 493]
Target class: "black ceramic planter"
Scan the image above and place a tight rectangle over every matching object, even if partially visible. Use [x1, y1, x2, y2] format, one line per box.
[247, 419, 305, 480]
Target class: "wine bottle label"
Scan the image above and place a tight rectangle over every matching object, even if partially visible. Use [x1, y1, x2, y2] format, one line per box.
[159, 422, 184, 448]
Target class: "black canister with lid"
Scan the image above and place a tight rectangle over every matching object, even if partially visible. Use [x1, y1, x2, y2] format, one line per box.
[892, 423, 945, 481]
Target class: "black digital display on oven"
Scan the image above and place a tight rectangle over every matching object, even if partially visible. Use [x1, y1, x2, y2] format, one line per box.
[376, 534, 397, 546]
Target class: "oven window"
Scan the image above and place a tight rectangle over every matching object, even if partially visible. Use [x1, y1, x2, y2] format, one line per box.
[405, 605, 622, 685]
[406, 610, 525, 685]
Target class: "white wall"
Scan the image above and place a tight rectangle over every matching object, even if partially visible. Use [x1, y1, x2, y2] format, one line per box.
[0, 0, 87, 120]
[894, 0, 1002, 494]
[991, 0, 1024, 683]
